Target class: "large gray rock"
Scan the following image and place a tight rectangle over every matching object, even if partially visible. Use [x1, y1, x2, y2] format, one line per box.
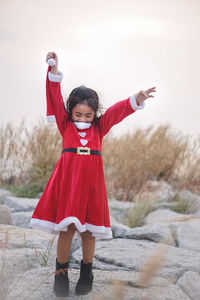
[194, 209, 200, 216]
[4, 196, 39, 212]
[108, 199, 134, 224]
[185, 218, 200, 232]
[144, 209, 188, 224]
[5, 267, 190, 300]
[11, 211, 33, 228]
[110, 215, 130, 238]
[176, 222, 200, 251]
[177, 271, 200, 300]
[126, 223, 175, 245]
[0, 224, 57, 280]
[0, 205, 12, 224]
[0, 188, 12, 204]
[138, 180, 175, 203]
[72, 238, 200, 282]
[0, 224, 195, 300]
[0, 224, 80, 293]
[155, 201, 179, 210]
[108, 199, 135, 210]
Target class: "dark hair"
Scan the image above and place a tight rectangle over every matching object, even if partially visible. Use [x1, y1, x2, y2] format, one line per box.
[66, 85, 102, 124]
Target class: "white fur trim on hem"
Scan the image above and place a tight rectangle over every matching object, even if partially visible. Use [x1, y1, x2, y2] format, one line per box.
[48, 71, 63, 82]
[130, 95, 145, 110]
[30, 217, 112, 239]
[46, 115, 56, 123]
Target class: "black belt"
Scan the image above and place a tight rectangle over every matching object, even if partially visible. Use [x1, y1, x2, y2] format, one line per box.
[62, 147, 102, 156]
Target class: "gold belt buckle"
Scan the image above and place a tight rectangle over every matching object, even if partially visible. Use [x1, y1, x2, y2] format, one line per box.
[77, 147, 91, 155]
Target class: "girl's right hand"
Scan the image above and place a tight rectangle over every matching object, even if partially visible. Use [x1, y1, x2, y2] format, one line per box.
[46, 52, 58, 68]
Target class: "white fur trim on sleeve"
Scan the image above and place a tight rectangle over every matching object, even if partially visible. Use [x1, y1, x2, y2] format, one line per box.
[47, 58, 56, 67]
[48, 71, 63, 82]
[130, 94, 145, 110]
[46, 115, 56, 123]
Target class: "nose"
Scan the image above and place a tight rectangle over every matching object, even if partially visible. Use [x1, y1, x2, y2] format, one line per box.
[79, 117, 86, 122]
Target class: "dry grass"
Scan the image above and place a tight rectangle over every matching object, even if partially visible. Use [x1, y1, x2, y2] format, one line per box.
[127, 196, 156, 228]
[171, 193, 195, 214]
[138, 239, 170, 287]
[40, 235, 56, 267]
[103, 125, 200, 201]
[0, 120, 200, 199]
[0, 118, 62, 197]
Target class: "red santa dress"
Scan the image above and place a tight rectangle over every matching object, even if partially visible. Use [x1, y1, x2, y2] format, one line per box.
[30, 68, 144, 239]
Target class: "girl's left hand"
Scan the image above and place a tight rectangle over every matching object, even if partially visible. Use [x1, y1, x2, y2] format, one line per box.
[136, 87, 156, 106]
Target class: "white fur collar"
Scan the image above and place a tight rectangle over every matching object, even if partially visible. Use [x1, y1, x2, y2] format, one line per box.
[73, 122, 92, 129]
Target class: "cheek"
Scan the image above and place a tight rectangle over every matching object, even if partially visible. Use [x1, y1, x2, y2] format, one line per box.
[71, 112, 77, 121]
[90, 112, 95, 121]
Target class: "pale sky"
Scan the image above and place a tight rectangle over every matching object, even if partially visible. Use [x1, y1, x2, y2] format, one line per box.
[1, 0, 200, 137]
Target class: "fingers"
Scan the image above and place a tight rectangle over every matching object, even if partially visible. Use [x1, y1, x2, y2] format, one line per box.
[141, 90, 148, 99]
[46, 52, 58, 63]
[143, 87, 156, 99]
[145, 87, 156, 94]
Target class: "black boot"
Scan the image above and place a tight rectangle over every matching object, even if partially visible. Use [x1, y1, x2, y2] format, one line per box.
[75, 260, 94, 295]
[54, 258, 69, 297]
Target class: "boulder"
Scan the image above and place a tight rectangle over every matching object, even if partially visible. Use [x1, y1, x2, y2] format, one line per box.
[126, 223, 175, 245]
[0, 188, 13, 204]
[5, 267, 190, 300]
[72, 238, 200, 282]
[176, 222, 200, 251]
[108, 199, 135, 210]
[185, 218, 200, 232]
[112, 222, 130, 238]
[0, 205, 12, 225]
[11, 211, 33, 228]
[108, 199, 134, 224]
[144, 209, 189, 225]
[4, 196, 39, 212]
[155, 201, 179, 210]
[110, 215, 130, 238]
[138, 180, 175, 203]
[177, 271, 200, 300]
[0, 224, 81, 287]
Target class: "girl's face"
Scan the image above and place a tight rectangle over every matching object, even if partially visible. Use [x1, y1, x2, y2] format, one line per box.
[72, 102, 95, 123]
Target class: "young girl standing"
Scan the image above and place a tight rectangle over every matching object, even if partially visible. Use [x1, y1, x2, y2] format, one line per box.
[30, 52, 156, 297]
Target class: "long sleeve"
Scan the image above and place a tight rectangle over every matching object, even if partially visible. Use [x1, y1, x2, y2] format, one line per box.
[46, 67, 68, 136]
[99, 95, 144, 137]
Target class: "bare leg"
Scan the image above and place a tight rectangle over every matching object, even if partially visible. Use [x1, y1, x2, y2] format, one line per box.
[57, 224, 76, 264]
[81, 231, 95, 263]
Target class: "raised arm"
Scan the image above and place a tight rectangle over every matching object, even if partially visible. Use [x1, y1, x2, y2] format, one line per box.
[99, 88, 156, 137]
[46, 52, 68, 136]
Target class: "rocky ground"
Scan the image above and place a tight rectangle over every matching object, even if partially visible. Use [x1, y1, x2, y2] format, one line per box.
[1, 181, 200, 299]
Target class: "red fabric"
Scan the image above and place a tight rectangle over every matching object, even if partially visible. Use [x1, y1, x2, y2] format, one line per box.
[46, 66, 56, 119]
[32, 71, 136, 231]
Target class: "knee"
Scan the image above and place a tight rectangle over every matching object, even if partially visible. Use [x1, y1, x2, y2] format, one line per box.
[59, 224, 76, 237]
[81, 230, 94, 240]
[68, 223, 77, 233]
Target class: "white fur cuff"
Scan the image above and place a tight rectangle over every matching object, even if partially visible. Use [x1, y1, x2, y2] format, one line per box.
[48, 71, 63, 82]
[46, 115, 56, 123]
[130, 94, 145, 110]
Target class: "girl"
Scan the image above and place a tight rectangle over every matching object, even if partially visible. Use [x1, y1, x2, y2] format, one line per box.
[30, 52, 156, 297]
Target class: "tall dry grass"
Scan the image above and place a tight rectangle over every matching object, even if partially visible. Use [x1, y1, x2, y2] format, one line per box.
[0, 118, 62, 197]
[102, 125, 200, 200]
[0, 120, 200, 199]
